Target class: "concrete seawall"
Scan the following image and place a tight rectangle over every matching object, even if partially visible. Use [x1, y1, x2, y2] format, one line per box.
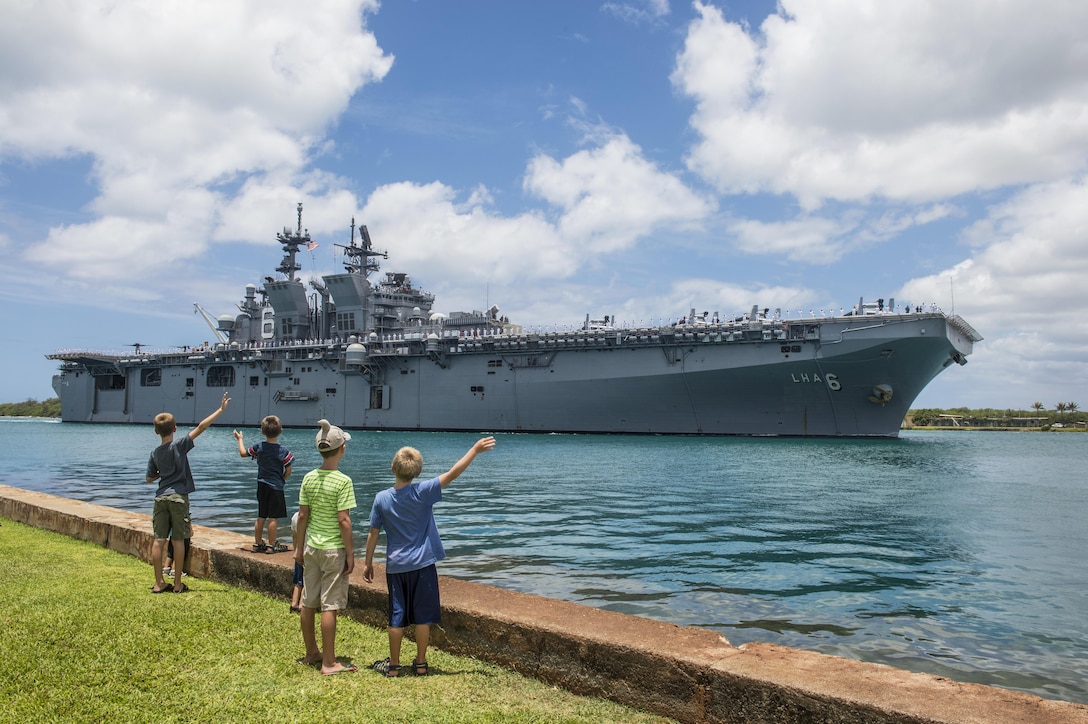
[2, 483, 1084, 724]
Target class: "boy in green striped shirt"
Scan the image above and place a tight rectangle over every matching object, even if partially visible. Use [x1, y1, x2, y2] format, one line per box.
[294, 419, 358, 675]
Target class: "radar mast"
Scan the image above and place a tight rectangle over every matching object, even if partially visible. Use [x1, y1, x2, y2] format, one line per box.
[274, 202, 310, 280]
[336, 217, 387, 277]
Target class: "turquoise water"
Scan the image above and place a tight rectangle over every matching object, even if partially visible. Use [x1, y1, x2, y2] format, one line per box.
[2, 418, 1086, 704]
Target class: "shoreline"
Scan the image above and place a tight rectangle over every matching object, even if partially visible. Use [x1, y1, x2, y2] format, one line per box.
[904, 426, 1086, 432]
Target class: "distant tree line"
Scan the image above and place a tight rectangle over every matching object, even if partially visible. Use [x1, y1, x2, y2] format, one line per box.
[909, 402, 1084, 428]
[0, 398, 61, 418]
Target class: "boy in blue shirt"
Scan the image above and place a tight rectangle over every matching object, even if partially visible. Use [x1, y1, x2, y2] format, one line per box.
[363, 436, 495, 677]
[233, 415, 294, 553]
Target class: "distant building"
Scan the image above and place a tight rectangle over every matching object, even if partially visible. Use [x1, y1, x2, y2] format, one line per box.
[906, 414, 1049, 429]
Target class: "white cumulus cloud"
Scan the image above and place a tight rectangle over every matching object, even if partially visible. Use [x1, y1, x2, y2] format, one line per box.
[672, 0, 1088, 208]
[2, 0, 393, 280]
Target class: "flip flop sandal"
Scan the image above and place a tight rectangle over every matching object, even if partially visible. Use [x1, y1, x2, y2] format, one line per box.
[413, 660, 429, 676]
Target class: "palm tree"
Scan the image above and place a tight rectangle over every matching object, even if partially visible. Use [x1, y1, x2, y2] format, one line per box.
[1032, 401, 1044, 413]
[1056, 402, 1068, 425]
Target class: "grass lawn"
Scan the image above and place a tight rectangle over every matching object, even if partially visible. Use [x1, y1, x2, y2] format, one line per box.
[0, 518, 673, 724]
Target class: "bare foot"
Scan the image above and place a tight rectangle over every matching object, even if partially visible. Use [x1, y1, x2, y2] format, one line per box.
[296, 652, 322, 666]
[321, 662, 359, 676]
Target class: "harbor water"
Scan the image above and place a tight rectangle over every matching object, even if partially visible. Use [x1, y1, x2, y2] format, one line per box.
[1, 418, 1085, 704]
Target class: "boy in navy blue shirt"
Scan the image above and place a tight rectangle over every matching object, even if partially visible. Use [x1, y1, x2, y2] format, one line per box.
[234, 415, 294, 553]
[363, 436, 495, 676]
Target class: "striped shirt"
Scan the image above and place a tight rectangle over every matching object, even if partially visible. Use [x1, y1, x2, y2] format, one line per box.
[298, 468, 356, 550]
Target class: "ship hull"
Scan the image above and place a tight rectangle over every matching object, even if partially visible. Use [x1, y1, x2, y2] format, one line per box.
[50, 313, 975, 437]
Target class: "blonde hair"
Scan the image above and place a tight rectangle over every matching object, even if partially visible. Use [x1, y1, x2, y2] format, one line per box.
[153, 412, 176, 436]
[391, 446, 423, 481]
[260, 415, 282, 437]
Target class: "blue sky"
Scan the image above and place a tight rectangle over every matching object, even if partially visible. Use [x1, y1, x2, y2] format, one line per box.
[2, 0, 1087, 411]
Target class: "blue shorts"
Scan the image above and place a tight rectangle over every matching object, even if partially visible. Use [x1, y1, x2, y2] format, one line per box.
[386, 564, 441, 628]
[292, 562, 304, 587]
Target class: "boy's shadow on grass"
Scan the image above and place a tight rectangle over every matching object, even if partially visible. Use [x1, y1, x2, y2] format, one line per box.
[432, 665, 502, 678]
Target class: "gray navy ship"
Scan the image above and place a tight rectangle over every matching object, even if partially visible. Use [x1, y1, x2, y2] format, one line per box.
[49, 204, 982, 437]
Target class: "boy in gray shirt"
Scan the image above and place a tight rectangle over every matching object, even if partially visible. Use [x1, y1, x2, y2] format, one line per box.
[146, 392, 230, 593]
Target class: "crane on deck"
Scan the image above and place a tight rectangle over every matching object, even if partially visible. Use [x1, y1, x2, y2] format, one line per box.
[193, 302, 229, 344]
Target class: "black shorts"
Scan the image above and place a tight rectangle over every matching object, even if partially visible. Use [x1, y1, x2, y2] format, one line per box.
[256, 483, 287, 519]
